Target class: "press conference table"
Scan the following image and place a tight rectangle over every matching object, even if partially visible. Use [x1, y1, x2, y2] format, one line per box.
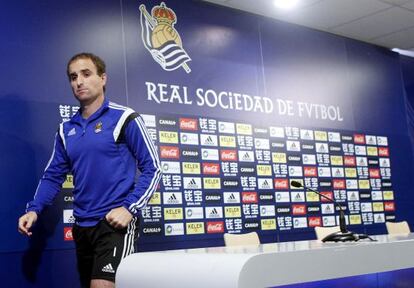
[116, 233, 414, 288]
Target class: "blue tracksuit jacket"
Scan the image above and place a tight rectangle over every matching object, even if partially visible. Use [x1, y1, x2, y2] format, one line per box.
[26, 100, 162, 226]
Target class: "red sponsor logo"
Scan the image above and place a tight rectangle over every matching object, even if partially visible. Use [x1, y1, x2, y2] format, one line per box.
[369, 168, 380, 178]
[308, 217, 322, 227]
[160, 146, 180, 159]
[64, 227, 73, 241]
[242, 192, 258, 203]
[320, 191, 333, 202]
[378, 147, 389, 157]
[384, 202, 395, 211]
[354, 134, 365, 144]
[207, 221, 224, 233]
[220, 150, 238, 161]
[292, 204, 306, 215]
[274, 179, 289, 189]
[344, 156, 356, 166]
[333, 179, 346, 189]
[202, 163, 220, 175]
[179, 118, 198, 131]
[304, 166, 317, 177]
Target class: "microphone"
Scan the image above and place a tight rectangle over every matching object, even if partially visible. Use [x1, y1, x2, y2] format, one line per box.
[290, 180, 375, 242]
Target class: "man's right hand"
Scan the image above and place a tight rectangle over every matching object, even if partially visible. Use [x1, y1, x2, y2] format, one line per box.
[18, 211, 38, 236]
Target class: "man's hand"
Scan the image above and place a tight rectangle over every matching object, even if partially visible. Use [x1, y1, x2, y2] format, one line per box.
[105, 207, 133, 229]
[18, 211, 38, 236]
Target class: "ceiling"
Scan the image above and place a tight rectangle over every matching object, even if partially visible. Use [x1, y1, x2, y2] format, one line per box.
[203, 0, 414, 51]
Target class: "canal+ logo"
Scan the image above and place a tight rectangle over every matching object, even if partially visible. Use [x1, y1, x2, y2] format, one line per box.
[140, 2, 191, 73]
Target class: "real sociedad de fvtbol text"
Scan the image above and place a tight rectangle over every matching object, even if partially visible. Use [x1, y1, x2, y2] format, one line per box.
[145, 82, 343, 122]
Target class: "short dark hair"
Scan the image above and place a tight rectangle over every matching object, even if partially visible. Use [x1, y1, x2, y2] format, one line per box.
[66, 52, 106, 79]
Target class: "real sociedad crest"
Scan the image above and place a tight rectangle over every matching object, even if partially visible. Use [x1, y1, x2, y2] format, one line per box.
[139, 2, 191, 73]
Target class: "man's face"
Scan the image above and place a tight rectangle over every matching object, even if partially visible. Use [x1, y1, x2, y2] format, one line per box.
[68, 58, 106, 105]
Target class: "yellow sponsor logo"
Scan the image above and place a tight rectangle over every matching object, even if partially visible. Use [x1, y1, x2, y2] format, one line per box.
[159, 131, 179, 144]
[314, 131, 327, 141]
[261, 219, 277, 230]
[182, 162, 201, 174]
[367, 146, 378, 156]
[148, 192, 161, 205]
[330, 155, 343, 166]
[306, 192, 320, 202]
[236, 123, 252, 135]
[219, 135, 236, 147]
[62, 174, 74, 189]
[257, 165, 272, 176]
[349, 214, 362, 225]
[203, 178, 221, 189]
[272, 152, 287, 163]
[164, 208, 183, 220]
[345, 168, 357, 178]
[225, 206, 241, 218]
[373, 202, 384, 212]
[186, 222, 205, 235]
[358, 180, 370, 189]
[383, 191, 394, 200]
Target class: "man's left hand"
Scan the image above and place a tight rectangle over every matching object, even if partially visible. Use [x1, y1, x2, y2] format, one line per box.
[105, 207, 133, 229]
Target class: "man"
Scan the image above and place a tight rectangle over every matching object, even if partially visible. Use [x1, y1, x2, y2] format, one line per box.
[18, 53, 162, 288]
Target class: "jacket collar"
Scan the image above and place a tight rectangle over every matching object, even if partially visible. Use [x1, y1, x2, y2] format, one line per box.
[71, 99, 109, 125]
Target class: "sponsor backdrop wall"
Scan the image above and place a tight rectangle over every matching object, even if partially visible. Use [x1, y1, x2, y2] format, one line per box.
[1, 0, 414, 287]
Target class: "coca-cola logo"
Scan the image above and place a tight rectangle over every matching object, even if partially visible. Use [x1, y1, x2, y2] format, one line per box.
[369, 169, 380, 178]
[320, 191, 333, 202]
[354, 134, 365, 144]
[242, 192, 258, 203]
[179, 118, 198, 130]
[344, 156, 356, 166]
[292, 205, 306, 215]
[64, 227, 73, 241]
[202, 163, 220, 175]
[207, 221, 224, 233]
[274, 179, 288, 189]
[304, 167, 317, 177]
[378, 147, 389, 156]
[333, 179, 345, 189]
[160, 146, 179, 159]
[221, 150, 238, 161]
[308, 217, 321, 227]
[384, 202, 395, 211]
